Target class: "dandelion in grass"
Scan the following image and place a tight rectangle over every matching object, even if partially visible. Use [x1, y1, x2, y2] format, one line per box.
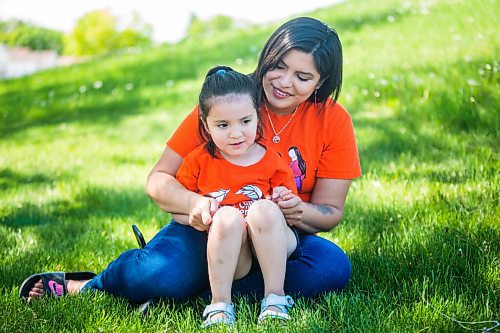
[420, 7, 430, 15]
[93, 80, 103, 89]
[467, 79, 478, 86]
[125, 83, 134, 91]
[392, 74, 402, 83]
[234, 58, 243, 65]
[166, 80, 174, 87]
[79, 85, 87, 93]
[361, 89, 368, 96]
[374, 91, 381, 98]
[368, 73, 375, 80]
[387, 15, 396, 23]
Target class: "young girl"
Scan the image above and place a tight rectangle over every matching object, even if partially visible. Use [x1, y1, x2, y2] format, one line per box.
[174, 66, 298, 327]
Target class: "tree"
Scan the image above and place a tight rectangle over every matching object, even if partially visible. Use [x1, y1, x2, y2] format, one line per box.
[63, 10, 152, 56]
[63, 10, 117, 56]
[0, 19, 63, 53]
[113, 11, 152, 50]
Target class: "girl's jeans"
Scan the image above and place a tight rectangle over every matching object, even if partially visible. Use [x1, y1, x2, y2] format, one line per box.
[83, 220, 351, 303]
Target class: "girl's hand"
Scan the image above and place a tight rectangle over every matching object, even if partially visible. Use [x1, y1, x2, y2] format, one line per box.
[189, 196, 218, 232]
[271, 186, 293, 203]
[277, 193, 304, 227]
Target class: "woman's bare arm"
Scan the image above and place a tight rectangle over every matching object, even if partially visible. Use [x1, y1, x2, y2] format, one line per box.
[146, 146, 216, 231]
[278, 178, 352, 233]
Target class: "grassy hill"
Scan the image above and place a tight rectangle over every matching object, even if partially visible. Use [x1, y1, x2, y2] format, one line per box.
[0, 0, 498, 332]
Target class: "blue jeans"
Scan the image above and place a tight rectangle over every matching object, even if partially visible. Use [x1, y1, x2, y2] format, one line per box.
[84, 220, 351, 303]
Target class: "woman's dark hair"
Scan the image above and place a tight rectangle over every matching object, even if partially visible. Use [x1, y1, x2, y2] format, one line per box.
[251, 17, 343, 105]
[198, 65, 263, 158]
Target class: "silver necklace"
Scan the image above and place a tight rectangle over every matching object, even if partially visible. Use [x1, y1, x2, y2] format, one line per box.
[264, 103, 298, 144]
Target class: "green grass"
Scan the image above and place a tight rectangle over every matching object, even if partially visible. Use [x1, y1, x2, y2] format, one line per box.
[0, 0, 498, 331]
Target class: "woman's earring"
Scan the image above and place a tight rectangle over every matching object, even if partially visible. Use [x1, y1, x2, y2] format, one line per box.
[314, 89, 318, 105]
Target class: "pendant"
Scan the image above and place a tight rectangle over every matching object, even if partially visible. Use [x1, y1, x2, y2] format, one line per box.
[272, 135, 280, 143]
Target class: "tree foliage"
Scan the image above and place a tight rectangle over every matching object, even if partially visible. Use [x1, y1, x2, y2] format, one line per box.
[63, 10, 152, 56]
[0, 19, 63, 53]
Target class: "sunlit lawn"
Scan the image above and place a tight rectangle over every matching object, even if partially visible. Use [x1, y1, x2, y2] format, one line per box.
[0, 0, 498, 332]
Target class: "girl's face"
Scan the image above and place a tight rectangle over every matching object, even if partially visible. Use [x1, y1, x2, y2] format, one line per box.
[263, 49, 322, 114]
[203, 94, 258, 160]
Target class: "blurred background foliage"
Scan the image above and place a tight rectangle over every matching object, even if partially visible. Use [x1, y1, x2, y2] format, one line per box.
[0, 19, 64, 53]
[0, 10, 243, 56]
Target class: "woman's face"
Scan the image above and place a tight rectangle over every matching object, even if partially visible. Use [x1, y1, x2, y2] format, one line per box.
[263, 49, 322, 114]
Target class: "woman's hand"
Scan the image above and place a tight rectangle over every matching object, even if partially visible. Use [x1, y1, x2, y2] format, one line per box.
[189, 196, 218, 232]
[276, 192, 304, 227]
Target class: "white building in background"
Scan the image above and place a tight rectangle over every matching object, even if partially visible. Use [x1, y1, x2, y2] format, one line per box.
[0, 44, 58, 79]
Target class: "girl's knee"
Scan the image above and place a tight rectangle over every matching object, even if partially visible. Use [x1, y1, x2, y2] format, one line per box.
[211, 206, 245, 234]
[246, 199, 284, 229]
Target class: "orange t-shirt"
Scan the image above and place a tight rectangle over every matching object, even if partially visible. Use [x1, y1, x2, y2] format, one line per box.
[176, 144, 297, 217]
[168, 99, 361, 202]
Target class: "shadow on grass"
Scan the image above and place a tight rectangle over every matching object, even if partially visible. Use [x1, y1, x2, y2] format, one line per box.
[347, 223, 497, 300]
[0, 184, 168, 289]
[1, 184, 158, 228]
[0, 168, 55, 191]
[331, 194, 499, 329]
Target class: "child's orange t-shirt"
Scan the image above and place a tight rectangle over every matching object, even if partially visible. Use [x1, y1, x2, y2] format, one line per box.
[168, 99, 362, 202]
[176, 145, 297, 217]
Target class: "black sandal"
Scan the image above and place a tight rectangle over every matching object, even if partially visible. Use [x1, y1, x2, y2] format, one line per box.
[19, 271, 96, 301]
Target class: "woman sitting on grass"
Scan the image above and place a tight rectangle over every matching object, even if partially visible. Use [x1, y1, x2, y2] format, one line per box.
[20, 16, 361, 323]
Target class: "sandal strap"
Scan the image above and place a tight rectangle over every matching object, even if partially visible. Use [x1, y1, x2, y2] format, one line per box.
[260, 294, 294, 312]
[202, 302, 235, 327]
[40, 272, 68, 297]
[259, 294, 294, 323]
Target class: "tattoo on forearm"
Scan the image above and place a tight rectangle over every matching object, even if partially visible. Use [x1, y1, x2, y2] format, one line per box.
[315, 204, 334, 215]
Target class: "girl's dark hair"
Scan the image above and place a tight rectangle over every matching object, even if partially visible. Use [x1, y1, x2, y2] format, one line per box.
[251, 17, 343, 105]
[198, 65, 263, 158]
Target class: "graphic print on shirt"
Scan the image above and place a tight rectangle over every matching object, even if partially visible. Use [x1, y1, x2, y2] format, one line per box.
[207, 189, 230, 203]
[235, 185, 264, 216]
[206, 185, 264, 217]
[235, 185, 263, 200]
[288, 146, 306, 192]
